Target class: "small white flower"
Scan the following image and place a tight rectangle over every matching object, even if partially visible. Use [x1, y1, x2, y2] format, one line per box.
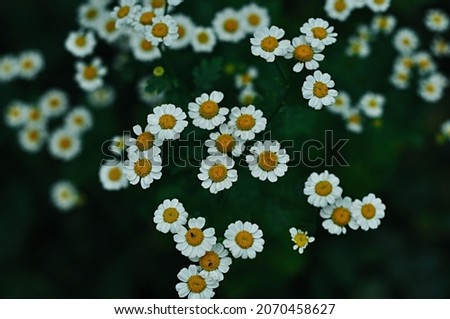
[96, 14, 123, 43]
[198, 154, 238, 194]
[223, 220, 265, 259]
[99, 163, 129, 191]
[324, 0, 354, 22]
[393, 28, 420, 55]
[212, 8, 246, 43]
[191, 27, 217, 53]
[126, 124, 163, 155]
[424, 9, 449, 33]
[238, 86, 258, 105]
[147, 103, 188, 140]
[359, 92, 385, 118]
[18, 125, 47, 153]
[228, 104, 267, 140]
[153, 198, 188, 234]
[171, 14, 195, 50]
[235, 67, 258, 89]
[302, 70, 338, 110]
[390, 68, 411, 90]
[78, 2, 104, 29]
[366, 0, 391, 12]
[175, 264, 219, 299]
[123, 148, 162, 189]
[418, 73, 447, 103]
[0, 55, 19, 82]
[303, 170, 343, 207]
[351, 193, 386, 231]
[65, 31, 97, 58]
[321, 196, 359, 235]
[191, 243, 232, 282]
[285, 35, 324, 73]
[111, 0, 140, 28]
[327, 90, 351, 114]
[131, 6, 163, 32]
[4, 100, 28, 128]
[17, 51, 44, 80]
[48, 128, 82, 161]
[188, 91, 229, 130]
[39, 89, 69, 118]
[240, 3, 270, 33]
[430, 37, 450, 57]
[64, 107, 93, 134]
[414, 51, 437, 75]
[204, 124, 245, 157]
[87, 85, 115, 108]
[50, 180, 80, 212]
[371, 15, 396, 34]
[300, 18, 337, 49]
[143, 15, 179, 47]
[344, 108, 364, 133]
[250, 25, 291, 62]
[346, 36, 370, 58]
[289, 228, 315, 254]
[174, 217, 217, 259]
[440, 120, 450, 141]
[25, 106, 47, 126]
[129, 34, 161, 62]
[75, 58, 107, 92]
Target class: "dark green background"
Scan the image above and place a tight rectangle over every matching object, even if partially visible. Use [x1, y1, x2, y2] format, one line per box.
[1, 0, 449, 298]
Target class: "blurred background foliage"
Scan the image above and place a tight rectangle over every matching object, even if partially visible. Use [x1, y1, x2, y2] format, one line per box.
[1, 0, 450, 298]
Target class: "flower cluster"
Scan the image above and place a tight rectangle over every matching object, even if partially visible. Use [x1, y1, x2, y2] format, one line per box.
[0, 50, 44, 83]
[324, 0, 391, 23]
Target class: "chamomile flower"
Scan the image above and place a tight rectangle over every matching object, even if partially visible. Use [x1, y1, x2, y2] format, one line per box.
[250, 25, 290, 62]
[75, 58, 107, 92]
[228, 104, 267, 140]
[359, 92, 385, 118]
[356, 24, 372, 42]
[324, 0, 354, 22]
[351, 193, 386, 231]
[371, 14, 396, 34]
[64, 107, 93, 134]
[246, 140, 290, 182]
[352, 0, 366, 8]
[96, 14, 123, 43]
[191, 27, 216, 53]
[188, 91, 229, 130]
[129, 34, 161, 62]
[198, 155, 237, 194]
[111, 0, 140, 28]
[327, 91, 351, 114]
[174, 217, 217, 259]
[205, 124, 245, 157]
[303, 170, 343, 207]
[302, 70, 338, 110]
[0, 55, 19, 82]
[110, 134, 128, 157]
[393, 28, 420, 55]
[143, 15, 179, 47]
[48, 128, 82, 161]
[39, 89, 69, 118]
[424, 9, 449, 33]
[131, 6, 163, 32]
[18, 125, 47, 153]
[344, 108, 363, 133]
[414, 51, 437, 75]
[440, 120, 450, 141]
[50, 180, 80, 212]
[223, 220, 265, 259]
[87, 85, 115, 108]
[78, 2, 104, 29]
[26, 106, 47, 126]
[285, 35, 324, 73]
[300, 18, 337, 49]
[171, 14, 195, 49]
[235, 67, 258, 89]
[390, 68, 411, 89]
[431, 37, 450, 57]
[418, 74, 446, 103]
[191, 243, 232, 282]
[123, 149, 162, 189]
[346, 36, 370, 58]
[126, 124, 163, 161]
[147, 103, 188, 140]
[65, 31, 97, 58]
[4, 100, 28, 128]
[99, 164, 129, 191]
[321, 196, 358, 235]
[366, 0, 390, 12]
[175, 265, 219, 299]
[394, 55, 415, 72]
[17, 51, 44, 80]
[241, 3, 270, 33]
[153, 198, 188, 234]
[239, 86, 258, 105]
[289, 228, 315, 254]
[212, 8, 246, 43]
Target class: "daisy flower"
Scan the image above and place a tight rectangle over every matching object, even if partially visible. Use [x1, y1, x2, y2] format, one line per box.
[174, 217, 217, 259]
[359, 92, 385, 118]
[303, 170, 343, 207]
[188, 91, 229, 130]
[39, 89, 69, 118]
[126, 124, 163, 155]
[143, 15, 179, 47]
[300, 18, 337, 49]
[418, 74, 446, 103]
[198, 155, 237, 194]
[366, 0, 391, 12]
[191, 243, 232, 282]
[250, 25, 290, 62]
[87, 85, 116, 108]
[246, 140, 290, 182]
[394, 55, 415, 72]
[223, 220, 265, 259]
[204, 124, 245, 157]
[111, 0, 140, 28]
[235, 66, 258, 89]
[327, 90, 350, 114]
[18, 125, 47, 153]
[371, 15, 396, 34]
[228, 104, 267, 140]
[131, 6, 163, 32]
[171, 14, 195, 50]
[414, 51, 437, 75]
[321, 196, 358, 235]
[99, 164, 129, 191]
[147, 103, 188, 140]
[175, 265, 219, 299]
[344, 108, 364, 133]
[324, 0, 354, 22]
[289, 228, 315, 254]
[153, 198, 188, 234]
[78, 2, 104, 29]
[285, 35, 324, 73]
[346, 36, 370, 58]
[129, 34, 161, 62]
[123, 148, 163, 189]
[241, 3, 270, 33]
[48, 128, 82, 161]
[25, 106, 47, 126]
[393, 28, 420, 55]
[50, 180, 80, 212]
[0, 55, 19, 82]
[64, 107, 93, 134]
[302, 70, 338, 110]
[390, 68, 411, 90]
[4, 100, 28, 128]
[352, 0, 366, 8]
[424, 9, 449, 33]
[239, 87, 258, 105]
[212, 8, 246, 43]
[351, 193, 386, 231]
[191, 27, 216, 53]
[431, 37, 450, 57]
[75, 58, 107, 92]
[96, 14, 123, 43]
[65, 31, 96, 58]
[17, 50, 44, 80]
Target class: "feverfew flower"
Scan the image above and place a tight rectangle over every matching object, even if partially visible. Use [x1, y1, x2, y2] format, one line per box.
[50, 180, 80, 212]
[126, 124, 163, 154]
[371, 15, 396, 34]
[0, 55, 19, 82]
[212, 8, 246, 43]
[440, 120, 450, 141]
[87, 85, 116, 108]
[48, 128, 82, 161]
[430, 37, 450, 57]
[204, 124, 245, 157]
[223, 220, 264, 259]
[424, 9, 449, 33]
[174, 217, 217, 259]
[18, 125, 47, 153]
[418, 74, 447, 103]
[289, 228, 315, 254]
[327, 90, 351, 114]
[65, 31, 97, 58]
[359, 92, 385, 118]
[191, 27, 217, 53]
[246, 140, 290, 182]
[366, 0, 391, 12]
[300, 18, 337, 49]
[123, 148, 163, 189]
[153, 198, 188, 234]
[64, 107, 93, 134]
[325, 0, 354, 22]
[302, 70, 338, 110]
[96, 14, 123, 43]
[188, 91, 229, 130]
[171, 14, 195, 50]
[198, 155, 238, 194]
[75, 58, 107, 92]
[78, 2, 104, 28]
[393, 28, 420, 55]
[39, 89, 69, 118]
[235, 67, 258, 89]
[414, 51, 437, 75]
[303, 170, 343, 207]
[129, 34, 161, 62]
[143, 15, 179, 47]
[320, 196, 358, 235]
[192, 244, 232, 282]
[111, 0, 140, 28]
[239, 87, 258, 105]
[344, 108, 363, 133]
[390, 68, 411, 90]
[4, 101, 28, 128]
[147, 103, 188, 140]
[250, 25, 290, 62]
[241, 3, 270, 33]
[17, 51, 44, 80]
[175, 265, 219, 299]
[228, 104, 267, 140]
[131, 6, 163, 32]
[351, 193, 386, 231]
[99, 164, 129, 191]
[26, 106, 46, 126]
[346, 36, 370, 58]
[285, 35, 324, 73]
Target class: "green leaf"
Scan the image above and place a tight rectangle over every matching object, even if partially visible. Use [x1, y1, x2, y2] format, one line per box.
[192, 57, 223, 91]
[145, 75, 171, 95]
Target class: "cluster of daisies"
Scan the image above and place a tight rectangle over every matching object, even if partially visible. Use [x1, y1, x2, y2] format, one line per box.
[152, 198, 264, 298]
[0, 51, 44, 83]
[324, 0, 391, 23]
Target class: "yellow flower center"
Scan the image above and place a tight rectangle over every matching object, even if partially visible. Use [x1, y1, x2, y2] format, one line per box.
[140, 11, 155, 25]
[199, 251, 220, 271]
[29, 109, 41, 121]
[331, 207, 351, 226]
[27, 130, 40, 141]
[312, 27, 328, 40]
[261, 36, 279, 52]
[432, 14, 443, 24]
[152, 22, 169, 38]
[178, 25, 186, 38]
[185, 228, 204, 246]
[117, 6, 130, 19]
[258, 151, 279, 172]
[294, 44, 314, 62]
[374, 0, 385, 4]
[159, 114, 177, 129]
[136, 132, 155, 151]
[240, 74, 252, 85]
[334, 0, 347, 12]
[86, 8, 98, 20]
[59, 137, 72, 150]
[248, 13, 260, 26]
[83, 66, 97, 80]
[197, 32, 209, 44]
[425, 83, 436, 93]
[73, 115, 85, 126]
[60, 190, 70, 200]
[378, 17, 388, 29]
[9, 108, 20, 117]
[349, 114, 361, 124]
[49, 98, 61, 108]
[361, 203, 376, 219]
[402, 37, 411, 46]
[315, 180, 332, 196]
[418, 59, 430, 70]
[199, 101, 219, 119]
[75, 36, 86, 47]
[22, 59, 33, 70]
[151, 0, 165, 9]
[235, 230, 254, 249]
[208, 164, 228, 182]
[108, 167, 122, 181]
[163, 207, 179, 223]
[187, 275, 206, 294]
[335, 97, 343, 106]
[368, 99, 378, 108]
[223, 18, 239, 33]
[106, 20, 116, 33]
[215, 134, 236, 153]
[242, 94, 255, 105]
[294, 233, 309, 248]
[236, 114, 256, 131]
[313, 82, 329, 98]
[140, 39, 154, 51]
[134, 158, 152, 177]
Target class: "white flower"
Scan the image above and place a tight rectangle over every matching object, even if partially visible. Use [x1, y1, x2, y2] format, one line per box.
[48, 128, 82, 161]
[390, 68, 411, 90]
[321, 196, 358, 235]
[344, 108, 364, 133]
[430, 37, 450, 57]
[303, 170, 343, 207]
[129, 34, 161, 62]
[191, 27, 216, 53]
[352, 0, 366, 8]
[327, 90, 351, 114]
[25, 106, 47, 126]
[223, 220, 264, 259]
[302, 70, 338, 110]
[4, 100, 28, 128]
[131, 6, 163, 32]
[228, 104, 267, 140]
[78, 2, 104, 29]
[87, 85, 115, 108]
[238, 86, 258, 105]
[65, 31, 96, 58]
[366, 0, 391, 12]
[123, 148, 162, 189]
[285, 35, 324, 73]
[188, 91, 229, 130]
[324, 0, 354, 22]
[250, 25, 291, 62]
[111, 0, 140, 28]
[440, 120, 450, 141]
[18, 125, 47, 153]
[346, 36, 370, 58]
[171, 14, 195, 50]
[147, 103, 188, 140]
[418, 74, 446, 103]
[413, 51, 437, 75]
[153, 198, 188, 234]
[359, 92, 385, 118]
[289, 228, 315, 254]
[143, 15, 179, 47]
[0, 55, 19, 82]
[50, 180, 80, 212]
[99, 163, 129, 191]
[198, 155, 238, 194]
[126, 124, 163, 156]
[191, 243, 232, 282]
[300, 18, 337, 49]
[75, 58, 107, 92]
[64, 107, 93, 134]
[424, 9, 449, 33]
[39, 89, 69, 118]
[212, 8, 246, 43]
[175, 265, 219, 299]
[174, 217, 217, 259]
[95, 14, 123, 43]
[17, 50, 44, 80]
[371, 15, 396, 34]
[240, 3, 270, 33]
[246, 140, 289, 182]
[235, 66, 258, 89]
[351, 193, 386, 231]
[393, 28, 420, 55]
[204, 124, 245, 157]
